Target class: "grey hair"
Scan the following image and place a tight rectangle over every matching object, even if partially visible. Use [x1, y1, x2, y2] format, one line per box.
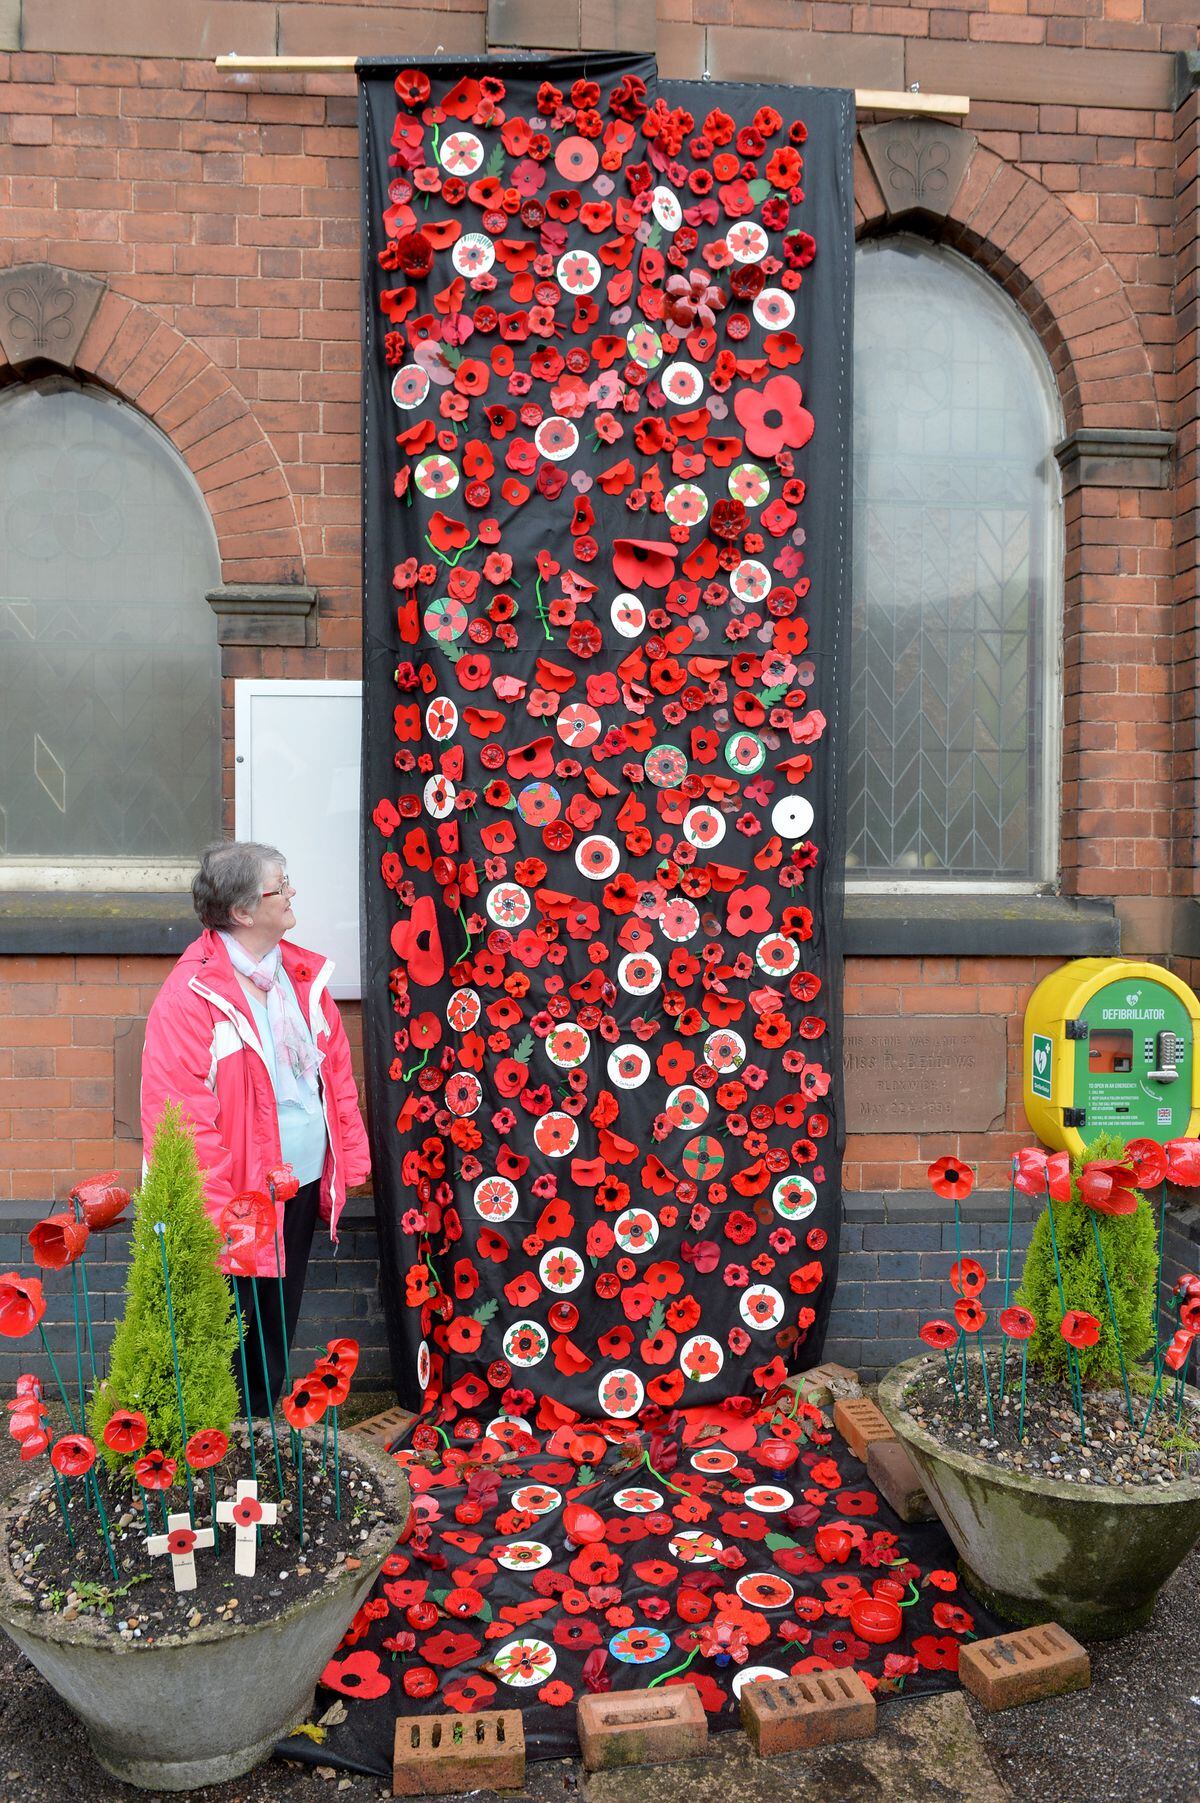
[192, 841, 286, 929]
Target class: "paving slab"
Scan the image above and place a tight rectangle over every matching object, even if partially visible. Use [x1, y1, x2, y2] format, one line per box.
[582, 1694, 1010, 1803]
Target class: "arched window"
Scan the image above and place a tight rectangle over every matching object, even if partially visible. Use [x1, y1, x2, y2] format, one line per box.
[0, 381, 221, 880]
[848, 236, 1063, 885]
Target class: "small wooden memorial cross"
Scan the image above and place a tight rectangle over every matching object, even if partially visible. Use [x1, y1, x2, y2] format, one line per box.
[147, 1512, 215, 1592]
[215, 1479, 278, 1577]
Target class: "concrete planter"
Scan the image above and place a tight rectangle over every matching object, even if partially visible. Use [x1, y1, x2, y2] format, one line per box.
[0, 1429, 410, 1791]
[878, 1356, 1200, 1639]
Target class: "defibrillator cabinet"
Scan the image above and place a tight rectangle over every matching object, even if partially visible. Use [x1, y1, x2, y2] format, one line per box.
[1023, 958, 1200, 1159]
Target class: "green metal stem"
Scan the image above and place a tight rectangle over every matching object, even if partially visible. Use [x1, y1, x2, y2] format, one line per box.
[69, 1261, 87, 1423]
[978, 1340, 995, 1433]
[999, 1158, 1017, 1406]
[1044, 1198, 1087, 1443]
[1090, 1214, 1134, 1426]
[942, 1347, 959, 1400]
[210, 1469, 220, 1554]
[229, 1280, 259, 1491]
[76, 1252, 99, 1389]
[1018, 1343, 1028, 1442]
[49, 1466, 75, 1547]
[1140, 1343, 1168, 1435]
[296, 1436, 305, 1546]
[88, 1472, 120, 1582]
[250, 1290, 286, 1500]
[272, 1213, 292, 1399]
[37, 1323, 80, 1433]
[333, 1407, 341, 1520]
[154, 1225, 195, 1516]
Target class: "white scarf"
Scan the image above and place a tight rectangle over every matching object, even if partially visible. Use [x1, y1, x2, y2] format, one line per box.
[220, 935, 323, 1113]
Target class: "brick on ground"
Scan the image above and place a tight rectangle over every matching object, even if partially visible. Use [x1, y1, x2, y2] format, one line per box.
[577, 1687, 708, 1770]
[393, 1710, 525, 1796]
[739, 1670, 876, 1755]
[958, 1623, 1091, 1711]
[865, 1437, 935, 1522]
[832, 1395, 896, 1462]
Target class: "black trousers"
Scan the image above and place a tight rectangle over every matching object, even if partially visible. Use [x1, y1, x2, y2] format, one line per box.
[234, 1177, 321, 1415]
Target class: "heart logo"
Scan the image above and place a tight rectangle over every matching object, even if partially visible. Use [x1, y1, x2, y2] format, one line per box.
[1034, 1048, 1048, 1073]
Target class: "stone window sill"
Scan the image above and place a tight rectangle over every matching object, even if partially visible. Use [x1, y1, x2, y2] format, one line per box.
[843, 892, 1118, 958]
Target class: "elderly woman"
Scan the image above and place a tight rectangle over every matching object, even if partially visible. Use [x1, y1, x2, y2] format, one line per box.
[141, 841, 370, 1412]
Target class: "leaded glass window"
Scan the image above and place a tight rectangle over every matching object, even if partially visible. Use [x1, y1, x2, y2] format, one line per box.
[0, 382, 221, 868]
[848, 237, 1062, 883]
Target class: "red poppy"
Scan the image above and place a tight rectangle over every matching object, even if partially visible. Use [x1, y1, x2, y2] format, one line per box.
[320, 1651, 391, 1700]
[732, 375, 814, 458]
[1165, 1139, 1200, 1186]
[927, 1157, 974, 1201]
[1164, 1328, 1195, 1372]
[919, 1319, 957, 1352]
[0, 1273, 46, 1338]
[311, 1360, 352, 1410]
[50, 1433, 96, 1478]
[443, 1673, 498, 1712]
[134, 1449, 176, 1491]
[219, 1191, 277, 1277]
[953, 1297, 986, 1335]
[998, 1305, 1036, 1340]
[1124, 1139, 1168, 1190]
[949, 1257, 987, 1298]
[1077, 1159, 1139, 1217]
[103, 1408, 148, 1455]
[325, 1336, 361, 1378]
[1012, 1147, 1048, 1196]
[266, 1163, 301, 1202]
[185, 1428, 230, 1470]
[611, 538, 678, 590]
[564, 1501, 606, 1545]
[281, 1377, 328, 1431]
[28, 1212, 89, 1269]
[1045, 1150, 1073, 1201]
[70, 1171, 131, 1230]
[1060, 1309, 1100, 1349]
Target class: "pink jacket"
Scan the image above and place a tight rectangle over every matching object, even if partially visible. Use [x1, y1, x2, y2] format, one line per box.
[140, 930, 371, 1277]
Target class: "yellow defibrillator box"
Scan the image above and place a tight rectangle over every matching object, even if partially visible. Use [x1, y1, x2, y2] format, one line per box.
[1023, 957, 1200, 1159]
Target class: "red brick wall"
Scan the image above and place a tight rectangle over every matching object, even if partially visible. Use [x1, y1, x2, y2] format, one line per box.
[0, 7, 1196, 1202]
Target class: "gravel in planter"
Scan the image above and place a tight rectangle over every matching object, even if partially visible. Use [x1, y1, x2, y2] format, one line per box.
[3, 1424, 394, 1642]
[901, 1356, 1199, 1489]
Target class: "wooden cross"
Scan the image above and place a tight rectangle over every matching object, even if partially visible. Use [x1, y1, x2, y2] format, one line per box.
[147, 1512, 216, 1592]
[215, 1479, 278, 1577]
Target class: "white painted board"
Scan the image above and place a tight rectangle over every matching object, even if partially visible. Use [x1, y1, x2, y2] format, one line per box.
[233, 680, 362, 1000]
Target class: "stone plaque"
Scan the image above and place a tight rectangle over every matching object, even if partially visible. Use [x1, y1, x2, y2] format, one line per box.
[843, 1016, 1007, 1134]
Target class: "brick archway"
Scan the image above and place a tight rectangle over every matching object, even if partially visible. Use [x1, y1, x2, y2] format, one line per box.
[855, 136, 1162, 435]
[0, 284, 305, 585]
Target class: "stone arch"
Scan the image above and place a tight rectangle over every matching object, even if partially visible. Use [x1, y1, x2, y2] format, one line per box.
[853, 126, 1162, 435]
[0, 273, 305, 585]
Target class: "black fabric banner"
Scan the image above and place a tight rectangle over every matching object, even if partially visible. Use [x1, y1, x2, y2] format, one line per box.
[291, 55, 1002, 1774]
[360, 54, 854, 1422]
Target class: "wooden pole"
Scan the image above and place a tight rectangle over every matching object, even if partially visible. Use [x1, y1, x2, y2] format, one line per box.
[211, 55, 970, 113]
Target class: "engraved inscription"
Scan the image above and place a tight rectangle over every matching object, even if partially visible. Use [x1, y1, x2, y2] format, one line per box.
[843, 1015, 1006, 1133]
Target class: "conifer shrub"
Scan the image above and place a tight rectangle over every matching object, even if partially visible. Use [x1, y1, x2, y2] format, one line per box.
[1015, 1130, 1158, 1386]
[91, 1103, 238, 1470]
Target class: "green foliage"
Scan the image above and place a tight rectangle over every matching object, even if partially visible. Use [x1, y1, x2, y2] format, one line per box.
[90, 1104, 238, 1469]
[1014, 1130, 1157, 1386]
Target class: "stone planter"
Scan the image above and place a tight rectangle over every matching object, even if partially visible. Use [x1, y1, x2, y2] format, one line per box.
[878, 1356, 1200, 1639]
[0, 1429, 410, 1791]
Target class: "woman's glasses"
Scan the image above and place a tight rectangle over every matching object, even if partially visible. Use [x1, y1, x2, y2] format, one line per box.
[261, 879, 295, 898]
